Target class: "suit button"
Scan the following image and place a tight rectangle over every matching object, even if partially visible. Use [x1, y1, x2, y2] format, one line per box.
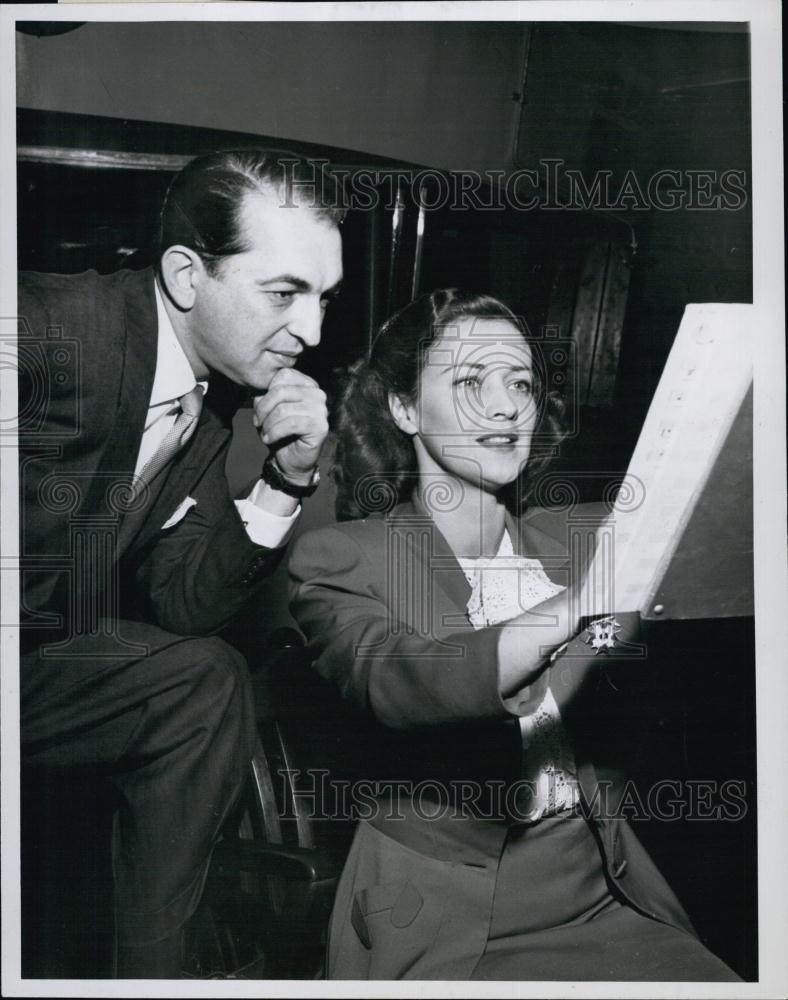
[613, 859, 628, 878]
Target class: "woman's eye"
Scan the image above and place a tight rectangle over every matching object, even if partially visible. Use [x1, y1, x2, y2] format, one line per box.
[511, 379, 533, 394]
[454, 375, 481, 389]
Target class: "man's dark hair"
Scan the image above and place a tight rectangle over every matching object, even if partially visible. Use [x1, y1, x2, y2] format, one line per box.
[155, 148, 346, 274]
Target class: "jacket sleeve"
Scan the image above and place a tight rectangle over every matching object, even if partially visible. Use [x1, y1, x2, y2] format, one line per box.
[133, 440, 284, 636]
[289, 524, 519, 729]
[289, 523, 643, 731]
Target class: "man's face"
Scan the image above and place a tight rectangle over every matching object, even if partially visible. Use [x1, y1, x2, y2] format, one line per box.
[186, 191, 343, 391]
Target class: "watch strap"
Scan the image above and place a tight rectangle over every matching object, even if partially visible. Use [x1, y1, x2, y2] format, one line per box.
[261, 453, 320, 498]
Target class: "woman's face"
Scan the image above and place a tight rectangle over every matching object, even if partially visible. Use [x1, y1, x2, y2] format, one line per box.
[393, 315, 538, 492]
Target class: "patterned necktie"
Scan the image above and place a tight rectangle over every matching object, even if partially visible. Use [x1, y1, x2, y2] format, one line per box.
[130, 385, 204, 504]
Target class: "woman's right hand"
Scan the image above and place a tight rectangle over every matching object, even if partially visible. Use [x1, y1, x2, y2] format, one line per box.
[496, 513, 633, 712]
[496, 585, 583, 702]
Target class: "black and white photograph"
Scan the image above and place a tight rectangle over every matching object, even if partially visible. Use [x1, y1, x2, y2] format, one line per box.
[1, 2, 785, 996]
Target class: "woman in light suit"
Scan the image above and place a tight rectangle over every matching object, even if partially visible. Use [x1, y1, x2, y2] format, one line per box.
[288, 289, 740, 981]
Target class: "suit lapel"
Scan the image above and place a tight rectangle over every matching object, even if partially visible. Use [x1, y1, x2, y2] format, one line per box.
[400, 496, 472, 633]
[98, 269, 157, 484]
[78, 270, 157, 525]
[510, 507, 573, 586]
[108, 269, 161, 554]
[118, 404, 230, 557]
[148, 373, 241, 530]
[154, 406, 228, 516]
[387, 499, 577, 635]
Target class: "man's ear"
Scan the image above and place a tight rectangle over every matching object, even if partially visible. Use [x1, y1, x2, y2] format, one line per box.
[159, 245, 204, 310]
[388, 393, 418, 435]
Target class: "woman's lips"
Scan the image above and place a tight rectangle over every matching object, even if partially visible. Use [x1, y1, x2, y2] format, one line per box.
[476, 433, 519, 446]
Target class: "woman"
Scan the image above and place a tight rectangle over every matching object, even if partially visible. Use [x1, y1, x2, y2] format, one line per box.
[288, 289, 740, 982]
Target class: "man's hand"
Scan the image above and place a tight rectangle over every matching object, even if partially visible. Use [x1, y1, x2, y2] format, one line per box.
[252, 368, 328, 486]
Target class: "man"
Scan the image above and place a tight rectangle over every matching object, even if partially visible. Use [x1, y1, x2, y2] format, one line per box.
[18, 149, 344, 977]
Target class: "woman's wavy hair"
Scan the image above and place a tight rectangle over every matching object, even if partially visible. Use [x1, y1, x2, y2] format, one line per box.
[333, 288, 566, 521]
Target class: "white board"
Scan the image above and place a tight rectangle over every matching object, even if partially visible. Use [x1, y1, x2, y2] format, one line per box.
[582, 303, 754, 617]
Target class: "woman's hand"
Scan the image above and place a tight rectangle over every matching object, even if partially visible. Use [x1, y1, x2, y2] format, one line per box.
[496, 513, 630, 709]
[496, 585, 582, 700]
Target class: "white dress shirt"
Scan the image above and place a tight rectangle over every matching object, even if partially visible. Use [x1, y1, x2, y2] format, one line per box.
[134, 283, 299, 550]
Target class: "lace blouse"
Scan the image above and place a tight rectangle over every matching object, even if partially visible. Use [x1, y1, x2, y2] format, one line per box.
[457, 530, 580, 823]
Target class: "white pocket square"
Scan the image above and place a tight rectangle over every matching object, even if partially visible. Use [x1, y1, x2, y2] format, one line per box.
[162, 496, 197, 530]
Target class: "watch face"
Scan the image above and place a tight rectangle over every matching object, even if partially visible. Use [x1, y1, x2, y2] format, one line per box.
[263, 454, 319, 497]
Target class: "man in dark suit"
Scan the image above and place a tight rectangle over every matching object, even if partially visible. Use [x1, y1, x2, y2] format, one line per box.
[18, 149, 344, 977]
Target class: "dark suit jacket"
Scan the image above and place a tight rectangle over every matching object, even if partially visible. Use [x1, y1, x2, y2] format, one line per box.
[18, 267, 280, 646]
[289, 495, 696, 977]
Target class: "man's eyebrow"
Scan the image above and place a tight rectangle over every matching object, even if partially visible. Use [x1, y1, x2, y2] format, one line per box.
[255, 276, 344, 297]
[256, 275, 311, 290]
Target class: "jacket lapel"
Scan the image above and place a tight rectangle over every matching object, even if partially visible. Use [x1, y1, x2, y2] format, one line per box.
[119, 403, 230, 557]
[99, 268, 157, 484]
[78, 269, 157, 525]
[509, 507, 573, 587]
[148, 372, 241, 530]
[383, 491, 608, 647]
[386, 499, 579, 635]
[400, 495, 472, 633]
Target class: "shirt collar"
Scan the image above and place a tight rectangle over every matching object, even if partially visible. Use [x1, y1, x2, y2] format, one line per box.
[456, 530, 516, 569]
[152, 280, 208, 406]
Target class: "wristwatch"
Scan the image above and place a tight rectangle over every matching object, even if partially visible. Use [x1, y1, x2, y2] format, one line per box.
[261, 453, 320, 499]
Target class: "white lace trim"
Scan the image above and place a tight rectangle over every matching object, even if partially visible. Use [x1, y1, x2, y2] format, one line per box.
[458, 530, 580, 823]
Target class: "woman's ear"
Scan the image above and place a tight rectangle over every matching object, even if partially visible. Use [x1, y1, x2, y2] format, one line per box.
[388, 393, 418, 435]
[159, 245, 204, 310]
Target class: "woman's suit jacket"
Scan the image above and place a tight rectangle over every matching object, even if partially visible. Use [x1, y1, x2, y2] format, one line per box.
[289, 494, 697, 978]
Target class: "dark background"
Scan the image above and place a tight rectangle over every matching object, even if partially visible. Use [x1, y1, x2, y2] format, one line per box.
[17, 21, 753, 486]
